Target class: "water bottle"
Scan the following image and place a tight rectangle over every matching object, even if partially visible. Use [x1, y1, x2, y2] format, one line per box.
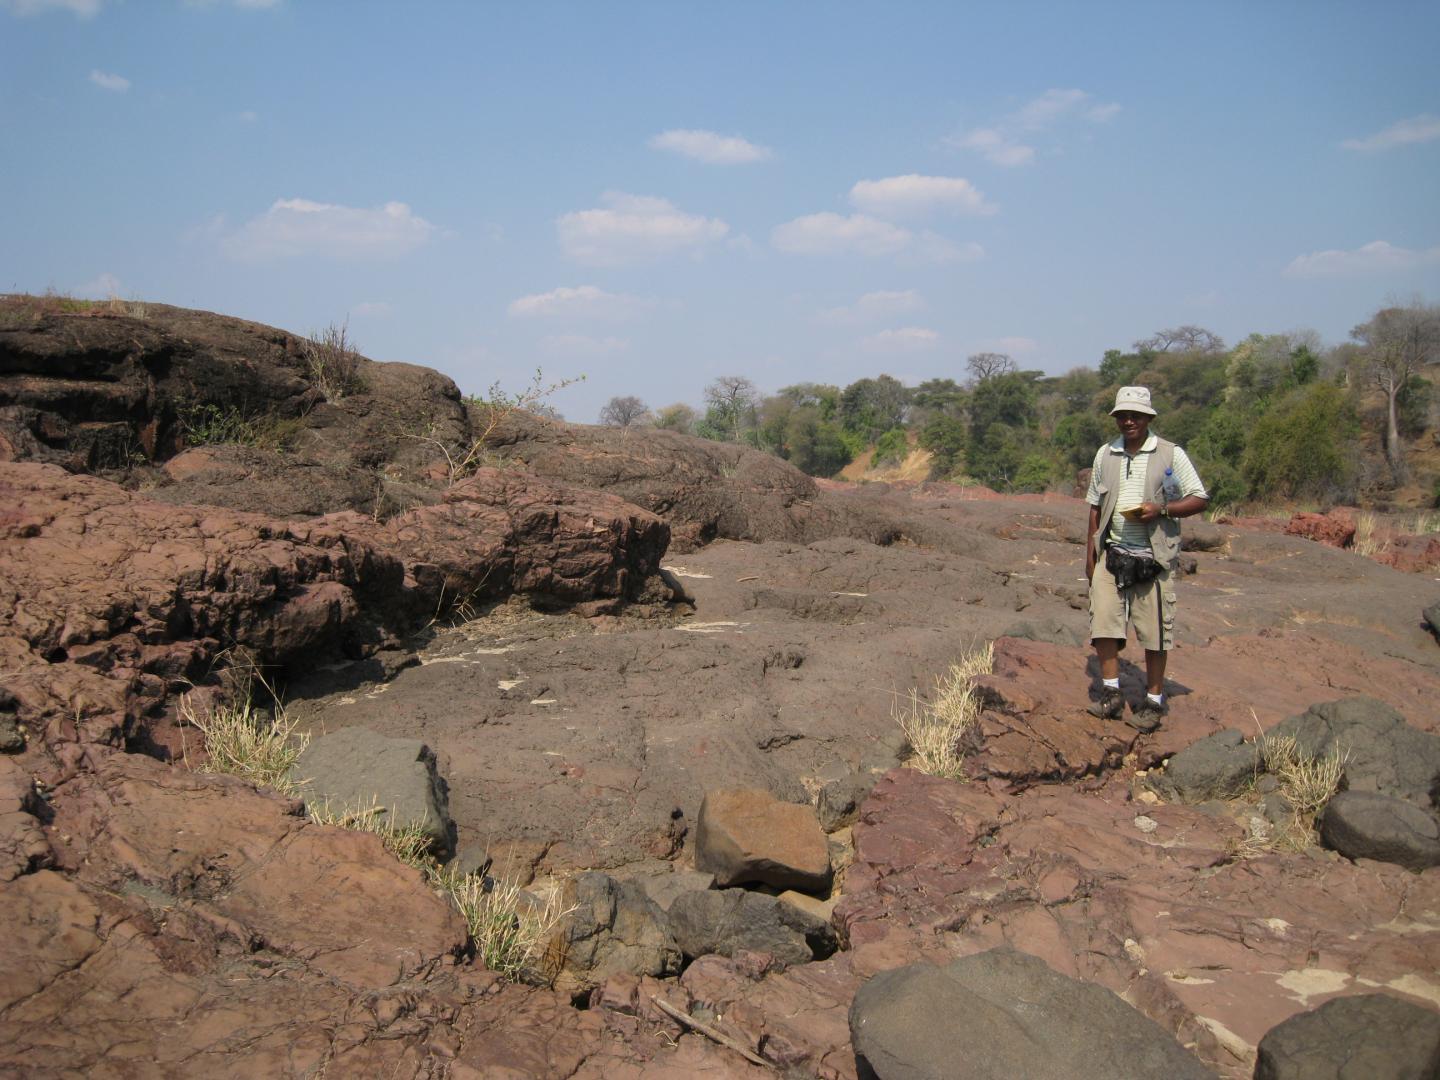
[1162, 466, 1181, 503]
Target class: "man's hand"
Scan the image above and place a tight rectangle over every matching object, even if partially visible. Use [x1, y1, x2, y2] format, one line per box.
[1136, 501, 1162, 523]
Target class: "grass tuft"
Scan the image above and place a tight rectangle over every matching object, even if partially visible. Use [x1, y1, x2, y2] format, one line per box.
[179, 689, 307, 795]
[430, 865, 575, 984]
[306, 797, 434, 869]
[1233, 733, 1348, 856]
[305, 321, 366, 399]
[895, 640, 994, 780]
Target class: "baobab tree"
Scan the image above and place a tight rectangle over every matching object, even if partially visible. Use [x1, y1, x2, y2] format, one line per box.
[1351, 301, 1440, 485]
[598, 395, 652, 428]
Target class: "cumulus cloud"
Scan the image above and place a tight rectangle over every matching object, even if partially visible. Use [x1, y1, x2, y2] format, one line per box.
[89, 69, 130, 92]
[649, 128, 771, 164]
[849, 175, 995, 219]
[818, 289, 924, 323]
[220, 198, 436, 261]
[507, 285, 652, 321]
[771, 213, 913, 257]
[2, 0, 103, 16]
[557, 192, 729, 266]
[539, 334, 629, 357]
[1341, 114, 1440, 152]
[947, 87, 1119, 166]
[861, 327, 940, 352]
[1283, 240, 1440, 278]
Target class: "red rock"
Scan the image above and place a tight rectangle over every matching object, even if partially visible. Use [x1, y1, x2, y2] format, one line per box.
[695, 788, 832, 892]
[1284, 510, 1357, 548]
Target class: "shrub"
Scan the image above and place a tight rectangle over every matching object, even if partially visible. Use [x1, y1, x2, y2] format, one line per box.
[870, 427, 909, 468]
[177, 403, 303, 452]
[895, 641, 994, 780]
[305, 321, 366, 399]
[1241, 383, 1358, 503]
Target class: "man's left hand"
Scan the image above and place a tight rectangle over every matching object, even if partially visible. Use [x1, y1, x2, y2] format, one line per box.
[1136, 501, 1162, 522]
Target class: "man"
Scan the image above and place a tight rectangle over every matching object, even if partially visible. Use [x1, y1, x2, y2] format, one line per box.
[1084, 386, 1208, 731]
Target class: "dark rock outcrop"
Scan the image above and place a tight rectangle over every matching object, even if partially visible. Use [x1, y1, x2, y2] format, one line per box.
[848, 948, 1215, 1080]
[668, 887, 837, 969]
[1320, 790, 1440, 871]
[1152, 729, 1260, 802]
[1254, 992, 1440, 1080]
[548, 872, 682, 994]
[1269, 698, 1440, 808]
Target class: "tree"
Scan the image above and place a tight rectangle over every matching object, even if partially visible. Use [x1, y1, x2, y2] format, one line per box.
[1134, 325, 1225, 354]
[653, 403, 696, 433]
[838, 375, 909, 441]
[702, 375, 760, 442]
[598, 395, 651, 427]
[967, 370, 1039, 488]
[918, 414, 966, 477]
[1351, 301, 1440, 485]
[1099, 348, 1146, 387]
[965, 352, 1017, 383]
[1241, 383, 1359, 503]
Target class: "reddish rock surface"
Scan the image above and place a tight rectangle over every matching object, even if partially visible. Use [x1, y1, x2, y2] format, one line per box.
[3, 304, 1440, 1077]
[1284, 509, 1357, 548]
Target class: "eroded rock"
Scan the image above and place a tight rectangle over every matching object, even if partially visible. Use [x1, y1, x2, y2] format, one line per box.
[694, 787, 831, 892]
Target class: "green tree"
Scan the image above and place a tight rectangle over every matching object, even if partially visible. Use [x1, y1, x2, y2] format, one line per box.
[918, 414, 967, 477]
[870, 427, 909, 467]
[839, 375, 909, 441]
[1241, 383, 1359, 503]
[1099, 349, 1146, 387]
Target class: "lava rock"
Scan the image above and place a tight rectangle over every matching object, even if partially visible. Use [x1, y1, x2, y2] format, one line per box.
[1254, 992, 1440, 1080]
[694, 788, 831, 892]
[1320, 790, 1440, 871]
[849, 947, 1214, 1080]
[667, 888, 836, 969]
[1152, 729, 1259, 802]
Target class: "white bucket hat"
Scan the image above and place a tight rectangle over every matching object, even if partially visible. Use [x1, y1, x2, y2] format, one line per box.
[1110, 385, 1157, 416]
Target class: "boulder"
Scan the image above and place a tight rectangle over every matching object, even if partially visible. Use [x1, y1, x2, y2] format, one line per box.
[1254, 992, 1440, 1080]
[1426, 601, 1440, 646]
[548, 872, 681, 994]
[667, 888, 837, 970]
[1152, 729, 1260, 802]
[1268, 698, 1440, 808]
[694, 788, 831, 892]
[624, 867, 715, 913]
[1284, 511, 1356, 549]
[292, 727, 454, 856]
[814, 762, 879, 832]
[848, 948, 1214, 1080]
[1320, 791, 1440, 871]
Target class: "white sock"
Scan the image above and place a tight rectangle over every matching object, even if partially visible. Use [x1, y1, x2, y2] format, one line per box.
[1147, 692, 1164, 706]
[1103, 678, 1120, 690]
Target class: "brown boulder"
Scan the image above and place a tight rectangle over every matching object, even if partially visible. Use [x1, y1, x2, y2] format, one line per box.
[694, 788, 831, 892]
[1284, 510, 1356, 549]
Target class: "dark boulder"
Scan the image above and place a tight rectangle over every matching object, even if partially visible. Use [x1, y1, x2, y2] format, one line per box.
[1254, 992, 1440, 1080]
[1319, 791, 1440, 871]
[667, 888, 836, 969]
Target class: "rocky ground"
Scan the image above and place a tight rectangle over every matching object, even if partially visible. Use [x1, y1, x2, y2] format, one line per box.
[3, 301, 1440, 1078]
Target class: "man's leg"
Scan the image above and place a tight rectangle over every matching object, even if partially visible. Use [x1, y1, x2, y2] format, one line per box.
[1095, 638, 1121, 681]
[1143, 648, 1167, 697]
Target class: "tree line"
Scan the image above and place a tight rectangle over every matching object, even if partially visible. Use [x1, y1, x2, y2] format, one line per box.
[594, 299, 1440, 509]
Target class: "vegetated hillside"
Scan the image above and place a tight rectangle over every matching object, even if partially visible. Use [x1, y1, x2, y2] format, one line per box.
[614, 307, 1440, 514]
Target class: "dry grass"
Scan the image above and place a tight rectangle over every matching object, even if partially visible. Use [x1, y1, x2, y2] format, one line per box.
[1233, 733, 1348, 857]
[305, 321, 366, 399]
[306, 797, 434, 869]
[1352, 511, 1385, 558]
[895, 640, 994, 780]
[179, 689, 308, 796]
[430, 866, 575, 984]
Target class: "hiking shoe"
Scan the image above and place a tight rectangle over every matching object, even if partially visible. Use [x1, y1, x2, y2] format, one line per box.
[1127, 698, 1168, 733]
[1087, 688, 1124, 720]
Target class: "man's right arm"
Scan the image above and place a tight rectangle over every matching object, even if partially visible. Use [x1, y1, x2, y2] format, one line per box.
[1086, 504, 1101, 582]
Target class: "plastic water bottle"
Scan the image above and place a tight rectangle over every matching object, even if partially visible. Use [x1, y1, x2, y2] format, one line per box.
[1162, 466, 1181, 502]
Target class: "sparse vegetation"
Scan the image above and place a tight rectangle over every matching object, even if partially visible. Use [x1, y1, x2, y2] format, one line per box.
[177, 403, 303, 452]
[431, 865, 575, 984]
[1233, 733, 1348, 856]
[179, 687, 308, 795]
[895, 640, 994, 779]
[305, 321, 367, 399]
[411, 368, 584, 485]
[182, 672, 575, 983]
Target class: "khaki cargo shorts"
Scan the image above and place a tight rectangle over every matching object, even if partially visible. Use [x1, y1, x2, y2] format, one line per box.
[1088, 559, 1175, 651]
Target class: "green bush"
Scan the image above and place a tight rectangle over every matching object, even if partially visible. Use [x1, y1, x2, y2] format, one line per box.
[870, 427, 909, 467]
[1241, 383, 1358, 503]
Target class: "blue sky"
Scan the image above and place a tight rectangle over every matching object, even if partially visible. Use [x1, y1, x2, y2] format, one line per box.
[3, 0, 1438, 422]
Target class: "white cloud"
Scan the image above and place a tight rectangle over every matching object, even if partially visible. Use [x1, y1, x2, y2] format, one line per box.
[819, 289, 925, 323]
[2, 0, 103, 16]
[849, 174, 996, 219]
[76, 271, 121, 298]
[350, 301, 392, 317]
[948, 88, 1118, 166]
[1283, 240, 1440, 278]
[949, 128, 1035, 167]
[771, 212, 912, 257]
[508, 284, 650, 320]
[1341, 114, 1440, 152]
[862, 327, 940, 352]
[649, 128, 771, 164]
[89, 69, 130, 92]
[220, 198, 437, 261]
[556, 192, 729, 266]
[539, 334, 629, 357]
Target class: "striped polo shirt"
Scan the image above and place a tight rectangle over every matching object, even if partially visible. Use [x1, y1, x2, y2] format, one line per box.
[1084, 434, 1208, 548]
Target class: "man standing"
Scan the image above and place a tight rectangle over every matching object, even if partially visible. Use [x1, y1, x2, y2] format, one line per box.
[1084, 386, 1209, 731]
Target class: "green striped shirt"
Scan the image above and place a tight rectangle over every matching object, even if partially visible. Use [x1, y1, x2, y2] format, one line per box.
[1085, 434, 1207, 548]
